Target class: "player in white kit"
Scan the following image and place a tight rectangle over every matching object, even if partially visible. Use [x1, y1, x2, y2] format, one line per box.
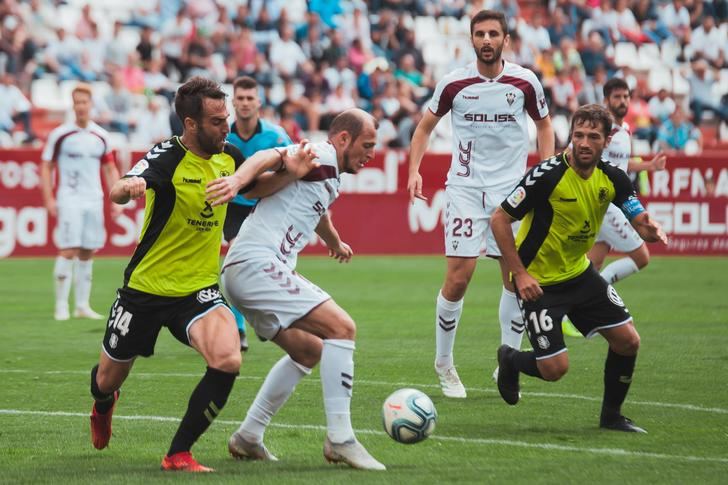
[589, 78, 667, 285]
[40, 83, 120, 321]
[407, 10, 554, 398]
[211, 109, 385, 471]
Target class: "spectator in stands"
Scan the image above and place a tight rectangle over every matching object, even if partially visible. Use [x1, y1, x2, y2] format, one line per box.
[553, 37, 584, 76]
[394, 53, 425, 88]
[648, 88, 677, 123]
[506, 31, 536, 69]
[347, 38, 372, 74]
[121, 52, 146, 94]
[657, 104, 702, 153]
[687, 16, 726, 69]
[44, 28, 95, 81]
[309, 0, 344, 30]
[322, 83, 357, 129]
[393, 29, 425, 73]
[324, 55, 357, 94]
[579, 64, 608, 105]
[185, 28, 216, 80]
[491, 0, 520, 30]
[143, 57, 175, 103]
[97, 70, 136, 136]
[633, 0, 673, 44]
[615, 0, 650, 44]
[659, 0, 692, 45]
[341, 3, 372, 51]
[277, 99, 303, 142]
[550, 68, 578, 117]
[75, 4, 97, 41]
[83, 23, 107, 80]
[230, 26, 258, 77]
[548, 8, 577, 46]
[322, 30, 347, 66]
[357, 57, 389, 108]
[372, 103, 397, 148]
[269, 24, 307, 78]
[624, 83, 655, 142]
[134, 96, 172, 147]
[519, 11, 552, 52]
[591, 0, 620, 45]
[687, 59, 728, 125]
[136, 26, 157, 71]
[580, 30, 615, 77]
[160, 7, 194, 81]
[0, 71, 35, 143]
[300, 22, 327, 65]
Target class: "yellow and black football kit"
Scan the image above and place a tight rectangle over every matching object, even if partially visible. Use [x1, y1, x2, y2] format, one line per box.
[501, 152, 645, 358]
[103, 137, 245, 360]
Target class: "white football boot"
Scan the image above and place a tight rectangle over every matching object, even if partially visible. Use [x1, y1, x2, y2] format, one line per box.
[323, 437, 386, 471]
[228, 431, 278, 461]
[73, 306, 105, 320]
[435, 364, 467, 398]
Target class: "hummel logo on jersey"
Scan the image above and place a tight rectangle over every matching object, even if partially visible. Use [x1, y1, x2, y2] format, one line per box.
[463, 95, 479, 100]
[145, 141, 172, 159]
[197, 288, 222, 303]
[506, 92, 515, 106]
[183, 177, 201, 184]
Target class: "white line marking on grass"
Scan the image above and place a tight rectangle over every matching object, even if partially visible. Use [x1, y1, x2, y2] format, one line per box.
[1, 409, 727, 465]
[3, 369, 727, 415]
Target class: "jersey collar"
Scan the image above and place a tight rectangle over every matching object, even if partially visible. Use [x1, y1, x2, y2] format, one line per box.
[230, 119, 262, 142]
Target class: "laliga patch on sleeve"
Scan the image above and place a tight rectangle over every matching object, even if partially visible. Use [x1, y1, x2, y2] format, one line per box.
[506, 186, 526, 208]
[127, 159, 149, 176]
[621, 195, 645, 220]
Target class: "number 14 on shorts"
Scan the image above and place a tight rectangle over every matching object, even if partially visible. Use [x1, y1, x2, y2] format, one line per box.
[109, 303, 133, 336]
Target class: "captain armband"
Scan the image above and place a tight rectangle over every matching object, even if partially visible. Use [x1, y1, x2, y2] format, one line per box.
[621, 195, 645, 221]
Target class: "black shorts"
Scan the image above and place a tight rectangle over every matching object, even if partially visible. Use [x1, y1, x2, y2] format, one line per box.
[516, 265, 632, 359]
[101, 284, 231, 361]
[223, 203, 254, 242]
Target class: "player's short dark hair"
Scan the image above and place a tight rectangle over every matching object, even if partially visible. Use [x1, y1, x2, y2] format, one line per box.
[603, 78, 630, 99]
[328, 109, 378, 142]
[570, 104, 613, 139]
[470, 10, 508, 36]
[174, 76, 226, 123]
[233, 76, 258, 91]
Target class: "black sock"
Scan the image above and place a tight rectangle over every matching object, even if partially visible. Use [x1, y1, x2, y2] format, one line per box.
[91, 365, 116, 414]
[167, 367, 238, 456]
[601, 349, 636, 420]
[512, 350, 545, 379]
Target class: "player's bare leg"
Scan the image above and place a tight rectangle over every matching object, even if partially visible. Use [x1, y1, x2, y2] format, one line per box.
[163, 307, 240, 472]
[90, 353, 134, 450]
[435, 256, 476, 398]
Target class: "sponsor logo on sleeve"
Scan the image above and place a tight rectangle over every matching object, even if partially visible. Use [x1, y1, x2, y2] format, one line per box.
[506, 186, 526, 208]
[127, 159, 149, 176]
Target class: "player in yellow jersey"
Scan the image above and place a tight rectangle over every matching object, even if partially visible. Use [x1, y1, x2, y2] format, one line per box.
[87, 77, 317, 472]
[492, 104, 666, 433]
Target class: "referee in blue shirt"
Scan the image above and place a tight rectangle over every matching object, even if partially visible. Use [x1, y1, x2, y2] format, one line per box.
[225, 76, 293, 351]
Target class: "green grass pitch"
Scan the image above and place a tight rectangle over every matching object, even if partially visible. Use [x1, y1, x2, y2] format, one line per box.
[1, 256, 727, 484]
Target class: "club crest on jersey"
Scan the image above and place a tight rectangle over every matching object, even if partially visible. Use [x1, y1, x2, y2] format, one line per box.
[197, 288, 222, 303]
[220, 170, 230, 177]
[109, 333, 119, 349]
[506, 92, 516, 106]
[127, 159, 149, 176]
[599, 187, 609, 203]
[200, 200, 215, 219]
[507, 186, 526, 208]
[607, 285, 625, 307]
[452, 240, 459, 250]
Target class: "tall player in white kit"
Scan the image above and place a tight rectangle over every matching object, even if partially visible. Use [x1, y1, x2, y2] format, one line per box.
[407, 10, 554, 398]
[40, 83, 120, 321]
[589, 78, 667, 285]
[210, 109, 385, 470]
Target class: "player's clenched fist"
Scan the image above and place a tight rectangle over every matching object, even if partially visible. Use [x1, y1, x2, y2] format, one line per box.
[124, 177, 147, 199]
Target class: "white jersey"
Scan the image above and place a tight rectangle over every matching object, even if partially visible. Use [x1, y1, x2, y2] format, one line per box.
[41, 121, 114, 202]
[603, 122, 631, 173]
[428, 60, 549, 192]
[226, 141, 340, 269]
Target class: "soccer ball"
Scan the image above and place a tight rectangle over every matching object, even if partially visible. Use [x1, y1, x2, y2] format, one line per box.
[382, 388, 437, 444]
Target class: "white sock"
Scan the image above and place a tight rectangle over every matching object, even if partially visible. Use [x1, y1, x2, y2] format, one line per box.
[435, 291, 463, 369]
[499, 287, 525, 349]
[320, 339, 356, 443]
[74, 259, 93, 310]
[53, 256, 73, 311]
[600, 257, 639, 285]
[238, 355, 311, 443]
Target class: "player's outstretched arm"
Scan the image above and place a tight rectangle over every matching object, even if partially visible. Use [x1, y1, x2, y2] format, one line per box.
[315, 212, 353, 263]
[110, 176, 147, 204]
[407, 110, 441, 204]
[206, 141, 318, 205]
[628, 152, 667, 173]
[492, 207, 543, 302]
[630, 212, 668, 244]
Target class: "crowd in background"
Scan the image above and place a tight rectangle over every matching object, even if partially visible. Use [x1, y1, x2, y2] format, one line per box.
[0, 0, 727, 154]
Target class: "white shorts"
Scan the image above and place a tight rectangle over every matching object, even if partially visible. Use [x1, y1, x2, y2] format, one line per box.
[596, 204, 644, 253]
[444, 186, 519, 258]
[54, 199, 106, 250]
[221, 257, 331, 341]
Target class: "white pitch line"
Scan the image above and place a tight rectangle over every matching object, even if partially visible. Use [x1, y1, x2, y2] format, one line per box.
[3, 369, 727, 415]
[1, 409, 727, 465]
